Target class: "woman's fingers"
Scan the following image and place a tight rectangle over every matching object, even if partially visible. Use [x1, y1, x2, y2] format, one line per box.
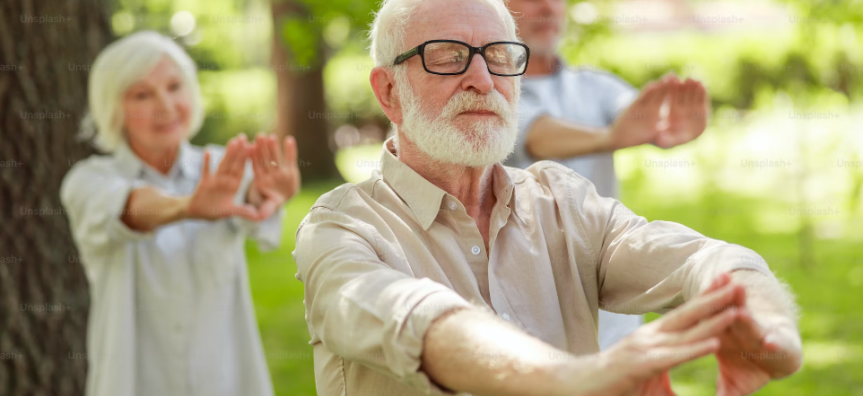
[283, 135, 297, 167]
[257, 196, 281, 220]
[228, 134, 249, 176]
[230, 203, 261, 221]
[257, 134, 273, 172]
[268, 134, 284, 165]
[216, 138, 237, 175]
[201, 150, 211, 178]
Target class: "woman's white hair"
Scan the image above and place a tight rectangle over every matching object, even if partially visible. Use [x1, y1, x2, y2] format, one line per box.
[80, 31, 204, 152]
[368, 0, 519, 67]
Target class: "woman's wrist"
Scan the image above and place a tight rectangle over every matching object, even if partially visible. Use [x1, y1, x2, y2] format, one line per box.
[174, 195, 193, 221]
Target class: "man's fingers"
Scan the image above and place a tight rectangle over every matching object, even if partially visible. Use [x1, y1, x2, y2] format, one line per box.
[646, 338, 720, 374]
[677, 307, 738, 344]
[727, 308, 766, 351]
[659, 283, 741, 331]
[703, 273, 732, 295]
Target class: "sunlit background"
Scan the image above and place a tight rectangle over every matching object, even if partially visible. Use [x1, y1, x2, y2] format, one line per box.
[108, 0, 862, 394]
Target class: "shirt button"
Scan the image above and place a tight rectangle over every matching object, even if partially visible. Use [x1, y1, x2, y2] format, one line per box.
[448, 202, 457, 210]
[471, 246, 481, 255]
[502, 313, 511, 321]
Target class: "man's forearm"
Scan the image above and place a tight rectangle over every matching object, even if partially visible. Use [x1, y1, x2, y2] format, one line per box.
[729, 269, 799, 326]
[121, 187, 189, 232]
[526, 116, 613, 160]
[421, 308, 602, 396]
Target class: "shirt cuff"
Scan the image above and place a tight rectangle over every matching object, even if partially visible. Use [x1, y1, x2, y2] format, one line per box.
[685, 244, 778, 299]
[108, 180, 155, 241]
[390, 288, 475, 395]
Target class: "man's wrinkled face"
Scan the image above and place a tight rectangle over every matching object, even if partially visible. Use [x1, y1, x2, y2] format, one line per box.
[508, 0, 567, 58]
[394, 0, 521, 167]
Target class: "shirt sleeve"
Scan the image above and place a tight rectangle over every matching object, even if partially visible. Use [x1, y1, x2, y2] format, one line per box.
[539, 162, 776, 314]
[60, 158, 153, 260]
[506, 90, 549, 169]
[587, 71, 638, 126]
[293, 205, 475, 394]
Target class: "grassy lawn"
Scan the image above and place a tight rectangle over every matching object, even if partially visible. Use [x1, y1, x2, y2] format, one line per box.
[246, 167, 863, 395]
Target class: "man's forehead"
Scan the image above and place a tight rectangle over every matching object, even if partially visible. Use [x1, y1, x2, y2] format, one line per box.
[407, 0, 510, 46]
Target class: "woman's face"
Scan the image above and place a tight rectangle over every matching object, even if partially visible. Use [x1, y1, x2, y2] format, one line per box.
[122, 55, 192, 153]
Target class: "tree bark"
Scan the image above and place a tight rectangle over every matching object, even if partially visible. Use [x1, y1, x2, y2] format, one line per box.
[0, 0, 113, 394]
[271, 0, 341, 182]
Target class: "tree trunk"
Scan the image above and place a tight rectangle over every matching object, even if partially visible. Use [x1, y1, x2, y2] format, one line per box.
[271, 0, 341, 182]
[0, 0, 113, 394]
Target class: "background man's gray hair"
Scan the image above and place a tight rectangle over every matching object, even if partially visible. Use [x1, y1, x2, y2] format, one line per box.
[80, 31, 205, 152]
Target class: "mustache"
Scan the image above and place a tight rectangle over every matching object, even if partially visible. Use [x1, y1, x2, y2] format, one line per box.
[439, 90, 511, 120]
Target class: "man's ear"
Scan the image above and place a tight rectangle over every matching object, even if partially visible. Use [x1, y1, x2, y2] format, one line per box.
[370, 66, 403, 125]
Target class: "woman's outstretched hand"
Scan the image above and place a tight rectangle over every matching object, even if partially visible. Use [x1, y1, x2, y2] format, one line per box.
[246, 133, 301, 220]
[186, 135, 260, 221]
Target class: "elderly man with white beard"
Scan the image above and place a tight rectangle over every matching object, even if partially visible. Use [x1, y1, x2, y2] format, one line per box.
[293, 0, 802, 395]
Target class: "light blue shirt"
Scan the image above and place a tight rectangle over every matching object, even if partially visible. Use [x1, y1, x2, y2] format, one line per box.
[61, 141, 282, 396]
[506, 66, 637, 198]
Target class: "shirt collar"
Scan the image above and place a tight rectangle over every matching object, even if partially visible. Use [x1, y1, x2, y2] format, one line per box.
[379, 137, 518, 230]
[114, 140, 198, 180]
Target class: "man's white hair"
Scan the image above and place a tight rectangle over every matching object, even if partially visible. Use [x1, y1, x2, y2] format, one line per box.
[80, 31, 204, 152]
[369, 0, 519, 67]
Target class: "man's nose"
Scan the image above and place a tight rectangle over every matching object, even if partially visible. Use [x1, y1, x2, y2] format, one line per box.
[460, 53, 494, 95]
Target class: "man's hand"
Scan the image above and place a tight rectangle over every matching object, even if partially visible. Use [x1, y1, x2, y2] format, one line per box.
[185, 135, 260, 221]
[709, 272, 803, 396]
[609, 74, 709, 150]
[597, 276, 744, 396]
[246, 133, 301, 219]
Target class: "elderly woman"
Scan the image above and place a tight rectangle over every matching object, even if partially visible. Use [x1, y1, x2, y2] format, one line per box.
[60, 31, 299, 396]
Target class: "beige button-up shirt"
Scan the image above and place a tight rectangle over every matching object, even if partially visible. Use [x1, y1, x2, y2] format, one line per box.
[293, 138, 774, 396]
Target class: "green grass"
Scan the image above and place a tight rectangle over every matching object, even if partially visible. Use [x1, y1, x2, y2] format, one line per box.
[246, 166, 863, 395]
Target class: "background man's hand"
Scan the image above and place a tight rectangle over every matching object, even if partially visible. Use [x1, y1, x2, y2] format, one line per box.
[609, 74, 709, 150]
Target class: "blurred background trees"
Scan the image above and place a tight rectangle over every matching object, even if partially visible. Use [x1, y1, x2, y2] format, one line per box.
[0, 0, 112, 393]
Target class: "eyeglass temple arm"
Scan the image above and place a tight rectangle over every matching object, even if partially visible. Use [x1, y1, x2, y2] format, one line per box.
[393, 47, 420, 65]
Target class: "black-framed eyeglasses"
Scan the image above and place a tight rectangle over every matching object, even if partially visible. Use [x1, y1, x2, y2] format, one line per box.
[393, 40, 530, 76]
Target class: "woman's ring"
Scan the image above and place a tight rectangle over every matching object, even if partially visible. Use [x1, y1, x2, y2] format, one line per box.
[270, 161, 277, 167]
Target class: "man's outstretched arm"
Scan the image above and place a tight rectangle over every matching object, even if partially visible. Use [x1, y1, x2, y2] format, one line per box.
[422, 277, 747, 396]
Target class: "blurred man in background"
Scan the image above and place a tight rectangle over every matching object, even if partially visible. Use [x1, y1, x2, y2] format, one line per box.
[506, 0, 711, 350]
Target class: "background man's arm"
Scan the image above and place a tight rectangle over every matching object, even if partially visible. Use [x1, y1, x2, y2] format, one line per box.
[524, 75, 708, 160]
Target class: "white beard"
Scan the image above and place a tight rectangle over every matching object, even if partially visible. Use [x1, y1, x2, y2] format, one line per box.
[395, 67, 520, 168]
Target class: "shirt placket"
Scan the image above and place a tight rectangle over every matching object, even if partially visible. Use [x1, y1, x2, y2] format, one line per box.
[166, 173, 195, 395]
[487, 194, 517, 325]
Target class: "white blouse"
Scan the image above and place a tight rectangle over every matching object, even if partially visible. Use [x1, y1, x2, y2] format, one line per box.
[61, 141, 283, 396]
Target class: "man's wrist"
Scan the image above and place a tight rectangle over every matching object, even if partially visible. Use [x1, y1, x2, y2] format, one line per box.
[596, 128, 615, 153]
